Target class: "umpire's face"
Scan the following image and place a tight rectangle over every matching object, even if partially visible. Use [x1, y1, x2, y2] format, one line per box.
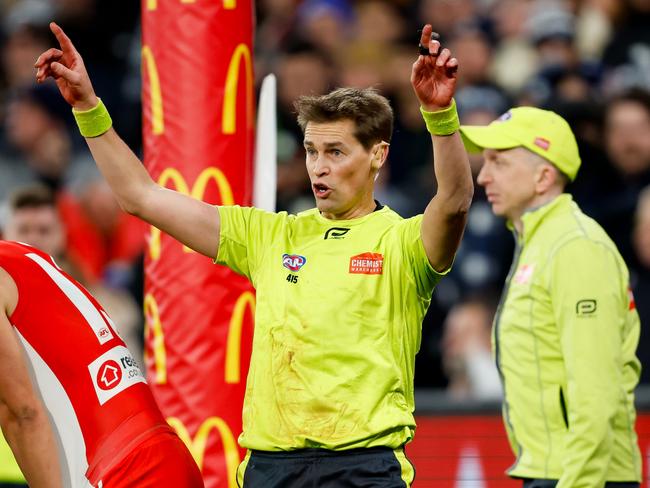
[477, 147, 542, 221]
[303, 119, 385, 220]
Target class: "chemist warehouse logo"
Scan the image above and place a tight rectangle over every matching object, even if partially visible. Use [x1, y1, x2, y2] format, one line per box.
[349, 252, 383, 275]
[88, 346, 146, 405]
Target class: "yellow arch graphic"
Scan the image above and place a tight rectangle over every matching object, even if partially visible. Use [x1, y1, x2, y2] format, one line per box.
[191, 167, 235, 205]
[141, 45, 164, 135]
[149, 167, 234, 260]
[149, 168, 189, 260]
[143, 293, 167, 384]
[222, 44, 253, 135]
[225, 291, 255, 384]
[167, 416, 240, 488]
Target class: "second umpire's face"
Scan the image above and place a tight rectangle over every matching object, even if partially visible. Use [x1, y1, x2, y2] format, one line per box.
[477, 147, 542, 222]
[303, 118, 384, 220]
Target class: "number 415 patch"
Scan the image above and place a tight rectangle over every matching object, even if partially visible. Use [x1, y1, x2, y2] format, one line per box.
[286, 274, 298, 284]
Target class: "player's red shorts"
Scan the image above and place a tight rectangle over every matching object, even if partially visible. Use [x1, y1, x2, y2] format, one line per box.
[98, 430, 204, 487]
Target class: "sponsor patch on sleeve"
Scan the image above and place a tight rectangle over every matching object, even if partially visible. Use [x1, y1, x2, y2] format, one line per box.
[513, 263, 535, 284]
[88, 346, 146, 405]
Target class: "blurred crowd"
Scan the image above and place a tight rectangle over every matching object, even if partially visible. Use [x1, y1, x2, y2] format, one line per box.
[0, 0, 648, 400]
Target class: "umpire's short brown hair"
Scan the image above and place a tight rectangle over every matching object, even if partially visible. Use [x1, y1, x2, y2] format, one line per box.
[295, 87, 393, 150]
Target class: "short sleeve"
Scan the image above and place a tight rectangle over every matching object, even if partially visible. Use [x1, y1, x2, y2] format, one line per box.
[216, 206, 285, 283]
[396, 215, 449, 298]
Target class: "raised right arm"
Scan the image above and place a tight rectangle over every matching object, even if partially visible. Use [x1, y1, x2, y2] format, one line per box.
[35, 22, 221, 259]
[0, 267, 62, 488]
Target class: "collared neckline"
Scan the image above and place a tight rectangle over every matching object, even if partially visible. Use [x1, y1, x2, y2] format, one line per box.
[514, 193, 575, 244]
[302, 200, 390, 225]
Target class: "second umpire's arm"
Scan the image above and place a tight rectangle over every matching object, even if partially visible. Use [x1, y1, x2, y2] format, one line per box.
[551, 238, 629, 488]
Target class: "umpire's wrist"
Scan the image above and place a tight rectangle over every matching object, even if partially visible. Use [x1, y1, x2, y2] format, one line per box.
[420, 99, 459, 136]
[73, 95, 100, 112]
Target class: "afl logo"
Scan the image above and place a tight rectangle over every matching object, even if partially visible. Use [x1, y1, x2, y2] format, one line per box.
[282, 254, 306, 272]
[97, 360, 122, 391]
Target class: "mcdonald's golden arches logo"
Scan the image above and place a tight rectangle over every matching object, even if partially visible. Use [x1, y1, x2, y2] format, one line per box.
[141, 45, 164, 135]
[143, 289, 254, 386]
[168, 416, 240, 488]
[149, 167, 234, 260]
[226, 291, 255, 384]
[141, 42, 252, 136]
[222, 44, 253, 135]
[144, 293, 167, 384]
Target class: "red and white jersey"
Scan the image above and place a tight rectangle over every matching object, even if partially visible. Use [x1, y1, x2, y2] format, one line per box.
[0, 241, 168, 487]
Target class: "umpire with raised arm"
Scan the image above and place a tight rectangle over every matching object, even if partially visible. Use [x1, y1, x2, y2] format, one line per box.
[37, 22, 473, 487]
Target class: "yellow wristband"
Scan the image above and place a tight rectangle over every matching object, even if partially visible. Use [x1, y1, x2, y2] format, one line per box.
[72, 98, 112, 138]
[420, 99, 459, 136]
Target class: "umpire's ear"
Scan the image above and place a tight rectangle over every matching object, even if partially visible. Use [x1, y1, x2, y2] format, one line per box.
[371, 141, 389, 170]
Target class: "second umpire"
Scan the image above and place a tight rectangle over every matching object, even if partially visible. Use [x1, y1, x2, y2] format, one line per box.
[461, 107, 642, 488]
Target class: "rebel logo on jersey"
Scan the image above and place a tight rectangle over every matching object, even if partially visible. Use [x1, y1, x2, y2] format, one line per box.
[97, 360, 122, 391]
[88, 346, 147, 405]
[282, 254, 307, 272]
[349, 253, 383, 275]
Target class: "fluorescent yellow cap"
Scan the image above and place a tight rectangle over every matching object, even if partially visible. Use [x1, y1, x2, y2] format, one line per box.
[460, 107, 581, 181]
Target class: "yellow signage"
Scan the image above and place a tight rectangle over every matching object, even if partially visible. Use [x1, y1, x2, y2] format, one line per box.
[144, 293, 167, 384]
[222, 44, 253, 135]
[149, 167, 234, 260]
[168, 416, 241, 488]
[142, 45, 164, 135]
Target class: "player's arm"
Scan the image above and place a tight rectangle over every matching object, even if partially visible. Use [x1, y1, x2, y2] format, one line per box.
[411, 24, 473, 272]
[550, 240, 621, 488]
[34, 23, 220, 259]
[0, 267, 62, 488]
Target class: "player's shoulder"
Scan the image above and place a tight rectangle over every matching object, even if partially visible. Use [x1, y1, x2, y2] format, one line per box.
[0, 264, 18, 314]
[0, 240, 40, 264]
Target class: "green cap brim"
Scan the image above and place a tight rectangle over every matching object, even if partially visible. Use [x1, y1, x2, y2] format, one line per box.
[459, 125, 522, 153]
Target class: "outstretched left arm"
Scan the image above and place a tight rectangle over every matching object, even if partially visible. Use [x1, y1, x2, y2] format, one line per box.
[411, 24, 473, 272]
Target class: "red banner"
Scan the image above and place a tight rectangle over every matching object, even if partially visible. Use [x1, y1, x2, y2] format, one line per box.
[141, 2, 254, 487]
[409, 414, 650, 486]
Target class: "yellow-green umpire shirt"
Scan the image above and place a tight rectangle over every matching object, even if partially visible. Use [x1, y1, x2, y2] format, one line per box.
[216, 205, 444, 451]
[496, 194, 641, 487]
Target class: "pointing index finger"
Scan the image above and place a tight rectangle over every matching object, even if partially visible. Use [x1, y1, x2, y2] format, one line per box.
[50, 22, 76, 52]
[418, 25, 441, 56]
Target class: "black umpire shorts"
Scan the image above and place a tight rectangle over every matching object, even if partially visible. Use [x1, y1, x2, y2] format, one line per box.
[237, 446, 415, 488]
[522, 479, 639, 488]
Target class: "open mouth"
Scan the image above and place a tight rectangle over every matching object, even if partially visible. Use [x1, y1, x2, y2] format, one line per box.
[313, 183, 332, 198]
